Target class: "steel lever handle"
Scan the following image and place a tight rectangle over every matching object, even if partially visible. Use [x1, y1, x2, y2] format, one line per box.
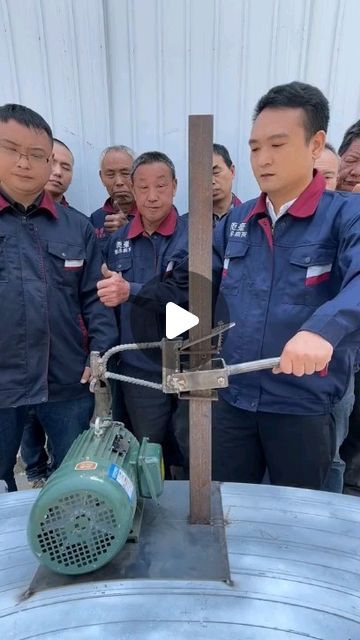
[227, 357, 281, 376]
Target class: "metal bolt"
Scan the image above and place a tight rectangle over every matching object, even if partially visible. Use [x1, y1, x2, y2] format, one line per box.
[217, 377, 226, 386]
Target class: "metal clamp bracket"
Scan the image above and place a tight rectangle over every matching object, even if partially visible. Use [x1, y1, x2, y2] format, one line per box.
[90, 325, 281, 397]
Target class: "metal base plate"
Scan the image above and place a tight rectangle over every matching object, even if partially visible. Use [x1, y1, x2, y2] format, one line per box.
[27, 481, 230, 595]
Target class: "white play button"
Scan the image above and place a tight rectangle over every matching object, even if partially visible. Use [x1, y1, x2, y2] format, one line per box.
[166, 302, 199, 339]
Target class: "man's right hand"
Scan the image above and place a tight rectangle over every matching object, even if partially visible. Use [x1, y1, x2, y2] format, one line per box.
[97, 264, 130, 306]
[104, 211, 128, 233]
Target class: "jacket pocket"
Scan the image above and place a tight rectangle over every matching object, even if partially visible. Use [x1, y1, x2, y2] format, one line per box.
[220, 240, 250, 295]
[284, 245, 337, 306]
[47, 241, 86, 287]
[107, 256, 133, 278]
[0, 236, 7, 283]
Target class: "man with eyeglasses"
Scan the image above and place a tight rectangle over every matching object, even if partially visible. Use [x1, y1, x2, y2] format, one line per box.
[0, 103, 118, 491]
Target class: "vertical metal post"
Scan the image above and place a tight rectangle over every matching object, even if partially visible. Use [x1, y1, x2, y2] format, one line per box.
[188, 115, 213, 524]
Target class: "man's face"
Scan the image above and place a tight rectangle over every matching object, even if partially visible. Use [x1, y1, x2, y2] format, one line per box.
[100, 150, 134, 206]
[132, 162, 177, 225]
[212, 153, 235, 206]
[314, 148, 339, 190]
[0, 119, 52, 200]
[337, 138, 360, 191]
[249, 107, 323, 202]
[45, 141, 73, 200]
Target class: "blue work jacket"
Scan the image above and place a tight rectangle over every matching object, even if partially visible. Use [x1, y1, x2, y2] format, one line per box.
[0, 191, 118, 407]
[129, 172, 360, 414]
[213, 172, 360, 413]
[105, 207, 188, 372]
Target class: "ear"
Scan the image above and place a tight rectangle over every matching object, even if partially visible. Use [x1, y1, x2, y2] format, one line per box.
[172, 178, 178, 197]
[230, 163, 235, 178]
[311, 130, 326, 160]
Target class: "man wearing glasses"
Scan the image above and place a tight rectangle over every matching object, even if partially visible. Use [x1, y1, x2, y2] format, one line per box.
[0, 103, 118, 491]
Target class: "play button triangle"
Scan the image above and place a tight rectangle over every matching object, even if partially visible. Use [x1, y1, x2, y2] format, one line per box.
[165, 302, 199, 339]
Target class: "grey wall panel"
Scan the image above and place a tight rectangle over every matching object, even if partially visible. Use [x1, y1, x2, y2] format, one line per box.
[0, 0, 359, 213]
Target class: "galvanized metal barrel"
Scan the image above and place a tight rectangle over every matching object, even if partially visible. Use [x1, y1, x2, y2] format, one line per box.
[0, 483, 359, 639]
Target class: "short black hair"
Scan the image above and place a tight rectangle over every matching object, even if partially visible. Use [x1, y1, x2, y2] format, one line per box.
[324, 141, 338, 157]
[213, 143, 234, 169]
[131, 151, 176, 181]
[53, 137, 74, 162]
[253, 81, 329, 142]
[0, 103, 53, 142]
[338, 120, 360, 157]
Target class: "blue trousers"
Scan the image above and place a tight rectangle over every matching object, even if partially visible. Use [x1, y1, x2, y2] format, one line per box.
[323, 376, 355, 493]
[0, 395, 94, 491]
[341, 370, 360, 495]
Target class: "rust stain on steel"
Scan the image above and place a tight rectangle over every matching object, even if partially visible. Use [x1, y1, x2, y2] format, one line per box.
[188, 114, 214, 524]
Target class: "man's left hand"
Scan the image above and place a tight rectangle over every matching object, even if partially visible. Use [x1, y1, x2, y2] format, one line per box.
[273, 330, 333, 377]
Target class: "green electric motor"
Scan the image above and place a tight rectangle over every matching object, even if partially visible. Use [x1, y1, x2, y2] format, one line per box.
[27, 418, 164, 575]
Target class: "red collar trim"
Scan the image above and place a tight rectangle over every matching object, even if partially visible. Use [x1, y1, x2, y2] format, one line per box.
[231, 193, 242, 207]
[127, 206, 178, 239]
[0, 190, 58, 218]
[0, 193, 10, 211]
[40, 191, 58, 217]
[60, 195, 69, 207]
[103, 197, 117, 214]
[244, 170, 326, 222]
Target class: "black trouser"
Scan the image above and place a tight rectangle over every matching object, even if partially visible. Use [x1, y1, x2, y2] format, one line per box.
[20, 410, 50, 481]
[108, 355, 132, 429]
[340, 370, 360, 495]
[212, 398, 334, 490]
[119, 363, 183, 474]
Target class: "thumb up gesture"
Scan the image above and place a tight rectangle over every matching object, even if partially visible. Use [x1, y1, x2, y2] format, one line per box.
[97, 263, 130, 307]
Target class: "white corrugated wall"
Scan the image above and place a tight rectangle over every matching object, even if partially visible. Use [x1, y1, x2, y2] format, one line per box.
[0, 0, 359, 214]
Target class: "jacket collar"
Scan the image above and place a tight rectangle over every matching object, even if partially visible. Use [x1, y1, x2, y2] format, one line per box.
[0, 189, 58, 218]
[127, 206, 178, 239]
[103, 197, 117, 214]
[245, 170, 325, 222]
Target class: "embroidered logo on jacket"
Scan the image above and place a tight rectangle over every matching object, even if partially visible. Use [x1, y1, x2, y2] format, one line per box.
[95, 227, 106, 239]
[230, 222, 247, 238]
[114, 240, 131, 255]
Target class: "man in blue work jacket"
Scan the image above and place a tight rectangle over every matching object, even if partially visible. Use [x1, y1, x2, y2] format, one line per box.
[212, 143, 241, 223]
[20, 137, 85, 487]
[98, 151, 188, 464]
[0, 104, 118, 491]
[101, 82, 360, 490]
[90, 145, 137, 251]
